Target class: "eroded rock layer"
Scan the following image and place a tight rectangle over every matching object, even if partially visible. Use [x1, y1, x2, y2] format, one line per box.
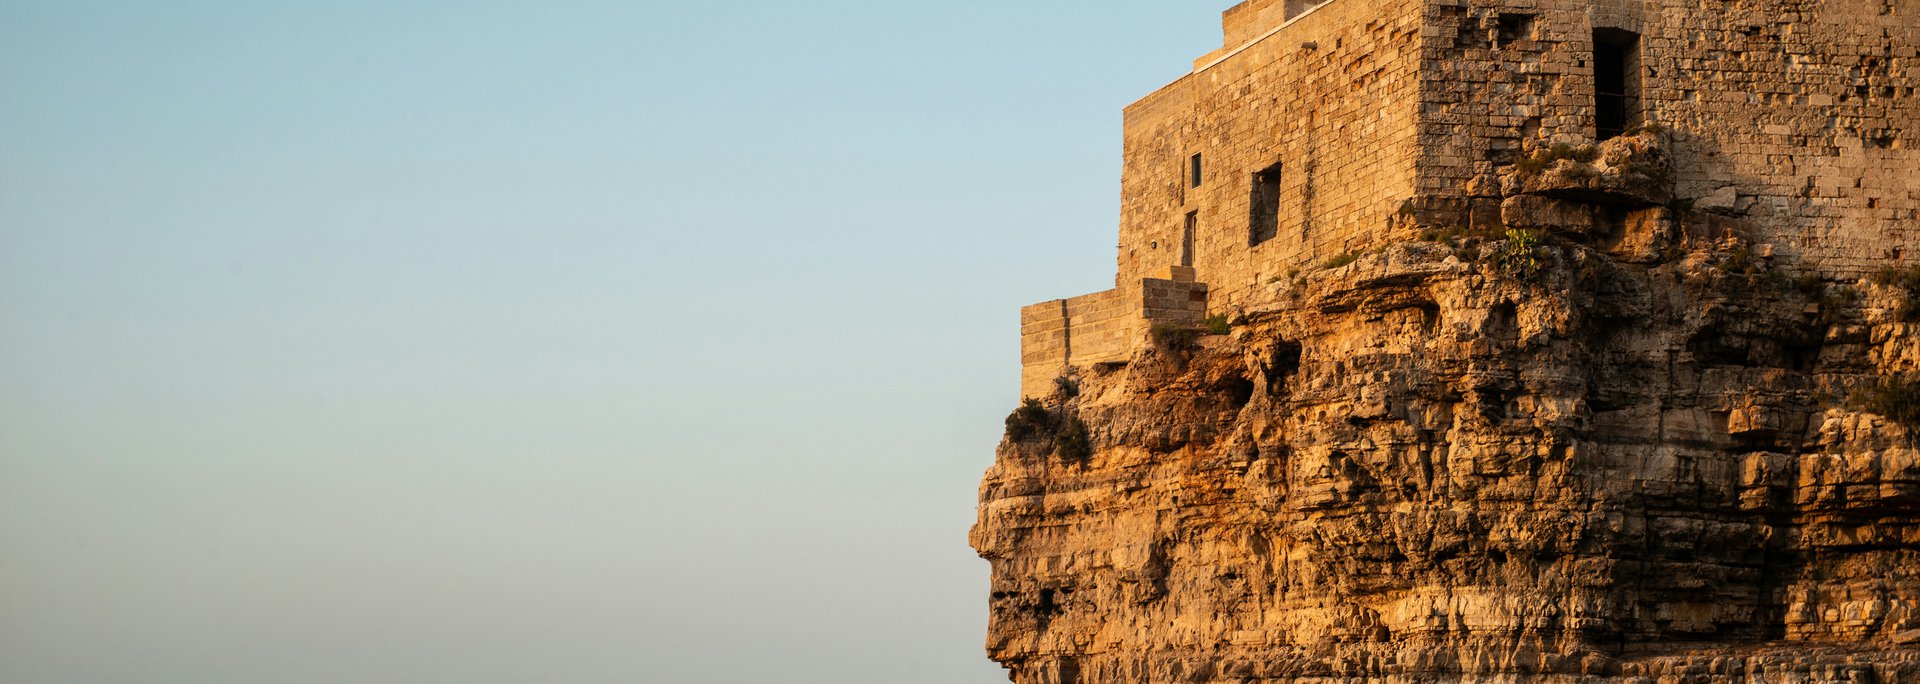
[972, 162, 1920, 682]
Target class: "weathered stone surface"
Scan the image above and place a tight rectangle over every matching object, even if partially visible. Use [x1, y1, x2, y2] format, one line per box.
[1500, 131, 1675, 208]
[1696, 186, 1741, 215]
[1111, 0, 1920, 314]
[982, 2, 1920, 680]
[1502, 195, 1595, 234]
[976, 218, 1920, 682]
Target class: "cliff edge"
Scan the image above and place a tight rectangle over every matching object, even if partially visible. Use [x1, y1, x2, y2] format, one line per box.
[971, 132, 1920, 683]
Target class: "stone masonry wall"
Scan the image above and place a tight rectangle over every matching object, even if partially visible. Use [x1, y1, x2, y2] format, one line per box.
[1112, 0, 1917, 319]
[1415, 0, 1920, 278]
[1035, 0, 1915, 398]
[1019, 279, 1209, 399]
[988, 3, 1920, 677]
[1116, 0, 1427, 310]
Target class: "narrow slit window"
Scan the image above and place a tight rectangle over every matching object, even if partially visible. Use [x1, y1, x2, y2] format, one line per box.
[1593, 28, 1642, 140]
[1249, 162, 1283, 246]
[1182, 211, 1197, 268]
[1189, 153, 1204, 188]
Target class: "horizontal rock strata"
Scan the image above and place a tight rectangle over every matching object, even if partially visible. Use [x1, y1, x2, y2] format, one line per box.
[973, 193, 1920, 682]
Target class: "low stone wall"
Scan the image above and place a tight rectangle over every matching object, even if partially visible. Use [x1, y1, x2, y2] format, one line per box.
[1020, 278, 1210, 399]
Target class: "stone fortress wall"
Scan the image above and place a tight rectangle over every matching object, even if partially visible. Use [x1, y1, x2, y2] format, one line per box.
[1023, 0, 1426, 398]
[1418, 0, 1920, 278]
[1021, 0, 1920, 398]
[1115, 0, 1428, 310]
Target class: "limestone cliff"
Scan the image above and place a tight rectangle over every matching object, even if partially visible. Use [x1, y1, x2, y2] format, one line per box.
[972, 133, 1920, 683]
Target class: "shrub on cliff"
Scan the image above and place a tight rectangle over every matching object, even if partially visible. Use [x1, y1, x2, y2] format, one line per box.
[1052, 415, 1092, 464]
[1004, 399, 1093, 463]
[1053, 375, 1080, 399]
[1495, 228, 1545, 279]
[1004, 399, 1054, 441]
[1854, 377, 1920, 428]
[1870, 266, 1920, 322]
[1870, 265, 1920, 290]
[1204, 314, 1232, 335]
[1150, 322, 1203, 351]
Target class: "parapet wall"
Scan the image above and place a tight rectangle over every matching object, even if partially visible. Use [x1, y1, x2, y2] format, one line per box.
[1217, 0, 1335, 56]
[1019, 278, 1209, 399]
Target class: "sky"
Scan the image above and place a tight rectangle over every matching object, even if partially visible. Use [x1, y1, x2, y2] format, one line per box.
[0, 2, 1220, 682]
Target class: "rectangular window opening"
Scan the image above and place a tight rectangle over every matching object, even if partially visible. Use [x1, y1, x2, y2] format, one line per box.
[1189, 153, 1204, 188]
[1249, 162, 1283, 246]
[1594, 28, 1642, 140]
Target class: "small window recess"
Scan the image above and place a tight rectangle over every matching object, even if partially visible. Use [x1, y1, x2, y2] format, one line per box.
[1495, 14, 1537, 48]
[1189, 153, 1204, 188]
[1249, 162, 1283, 247]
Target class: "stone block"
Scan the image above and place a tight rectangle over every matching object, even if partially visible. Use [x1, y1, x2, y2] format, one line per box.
[1502, 194, 1596, 234]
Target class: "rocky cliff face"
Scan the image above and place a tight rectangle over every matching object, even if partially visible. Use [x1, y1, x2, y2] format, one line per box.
[972, 133, 1920, 683]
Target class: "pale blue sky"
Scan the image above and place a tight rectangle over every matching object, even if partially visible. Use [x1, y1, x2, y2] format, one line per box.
[0, 2, 1219, 682]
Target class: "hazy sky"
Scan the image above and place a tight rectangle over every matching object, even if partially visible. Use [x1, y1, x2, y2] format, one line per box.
[0, 2, 1219, 682]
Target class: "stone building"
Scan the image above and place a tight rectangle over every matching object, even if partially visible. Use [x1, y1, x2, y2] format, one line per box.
[1022, 0, 1918, 398]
